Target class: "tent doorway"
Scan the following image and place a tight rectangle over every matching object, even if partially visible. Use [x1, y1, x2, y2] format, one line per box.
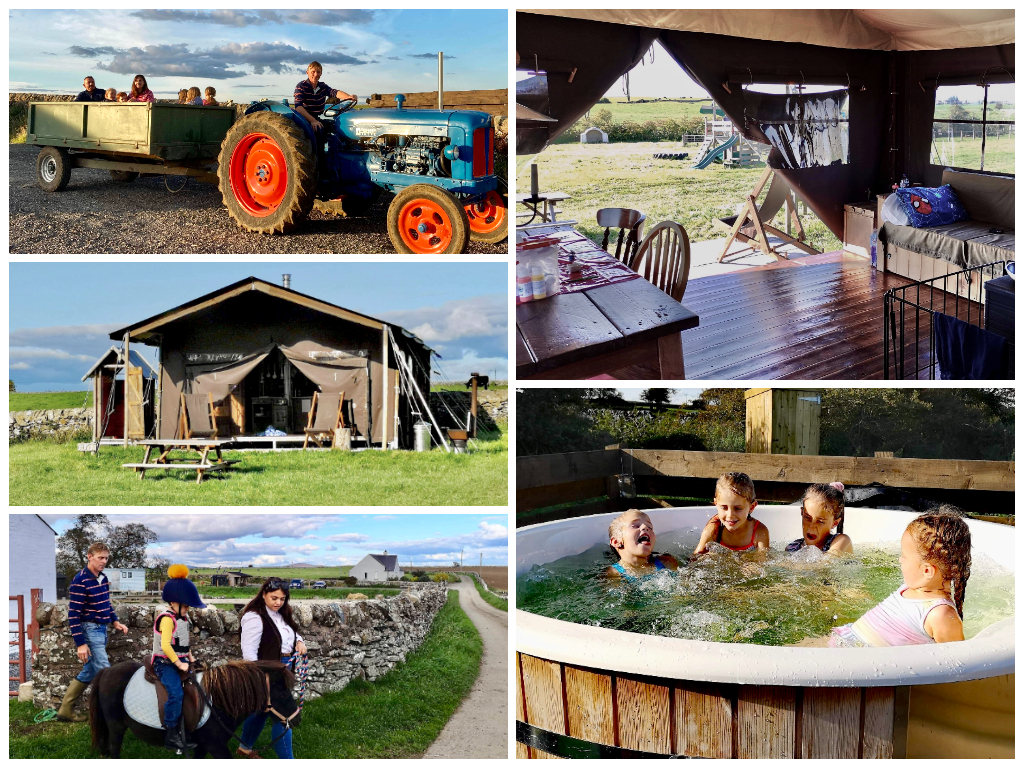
[223, 349, 319, 436]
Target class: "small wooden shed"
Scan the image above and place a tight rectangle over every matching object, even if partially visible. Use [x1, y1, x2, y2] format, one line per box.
[81, 347, 158, 442]
[744, 388, 822, 455]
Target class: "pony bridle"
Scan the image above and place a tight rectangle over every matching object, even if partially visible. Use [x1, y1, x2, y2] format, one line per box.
[263, 674, 301, 731]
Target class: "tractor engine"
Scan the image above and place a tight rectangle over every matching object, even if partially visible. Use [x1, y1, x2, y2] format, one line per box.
[368, 134, 450, 177]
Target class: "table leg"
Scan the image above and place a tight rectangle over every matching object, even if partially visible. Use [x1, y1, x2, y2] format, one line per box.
[140, 444, 156, 479]
[657, 332, 685, 379]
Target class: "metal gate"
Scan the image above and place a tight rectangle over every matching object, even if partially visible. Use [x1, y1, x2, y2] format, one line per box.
[9, 589, 42, 696]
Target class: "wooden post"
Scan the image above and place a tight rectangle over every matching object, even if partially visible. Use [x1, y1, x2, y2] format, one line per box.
[469, 372, 479, 438]
[122, 333, 130, 447]
[381, 325, 389, 449]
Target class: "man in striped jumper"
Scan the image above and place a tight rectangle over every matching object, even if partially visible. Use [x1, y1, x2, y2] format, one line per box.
[56, 542, 129, 721]
[293, 60, 357, 135]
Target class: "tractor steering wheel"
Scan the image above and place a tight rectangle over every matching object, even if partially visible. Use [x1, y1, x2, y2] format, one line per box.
[324, 98, 357, 117]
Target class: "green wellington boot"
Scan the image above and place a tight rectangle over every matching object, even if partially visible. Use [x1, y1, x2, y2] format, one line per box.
[55, 679, 89, 722]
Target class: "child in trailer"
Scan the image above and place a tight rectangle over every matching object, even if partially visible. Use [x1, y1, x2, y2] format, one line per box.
[786, 482, 853, 554]
[151, 564, 207, 752]
[830, 511, 971, 646]
[203, 86, 218, 106]
[694, 472, 770, 555]
[606, 509, 680, 582]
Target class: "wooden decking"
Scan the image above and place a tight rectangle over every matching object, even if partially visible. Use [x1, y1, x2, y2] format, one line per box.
[679, 252, 915, 380]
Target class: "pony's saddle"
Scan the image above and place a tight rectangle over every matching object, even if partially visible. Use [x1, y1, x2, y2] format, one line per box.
[123, 661, 211, 731]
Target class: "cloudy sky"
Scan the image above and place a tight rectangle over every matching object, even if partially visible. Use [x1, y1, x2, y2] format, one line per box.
[9, 262, 507, 391]
[34, 513, 508, 567]
[9, 9, 507, 102]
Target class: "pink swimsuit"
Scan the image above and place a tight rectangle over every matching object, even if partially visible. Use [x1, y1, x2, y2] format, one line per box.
[714, 518, 763, 552]
[829, 585, 958, 647]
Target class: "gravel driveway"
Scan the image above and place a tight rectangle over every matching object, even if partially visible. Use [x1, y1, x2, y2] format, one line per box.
[9, 144, 507, 255]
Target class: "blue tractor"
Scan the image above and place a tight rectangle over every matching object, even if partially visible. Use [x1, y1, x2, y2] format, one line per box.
[217, 95, 506, 254]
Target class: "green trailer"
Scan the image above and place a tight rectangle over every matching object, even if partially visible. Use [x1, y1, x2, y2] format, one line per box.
[27, 101, 236, 191]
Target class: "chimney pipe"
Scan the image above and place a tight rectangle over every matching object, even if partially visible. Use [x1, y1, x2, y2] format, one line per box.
[438, 52, 444, 110]
[282, 273, 291, 289]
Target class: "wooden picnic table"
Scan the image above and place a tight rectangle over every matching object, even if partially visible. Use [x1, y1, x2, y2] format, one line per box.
[123, 438, 239, 484]
[516, 191, 572, 224]
[516, 222, 700, 380]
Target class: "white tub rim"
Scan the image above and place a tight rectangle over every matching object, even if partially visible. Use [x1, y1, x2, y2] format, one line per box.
[516, 506, 1014, 687]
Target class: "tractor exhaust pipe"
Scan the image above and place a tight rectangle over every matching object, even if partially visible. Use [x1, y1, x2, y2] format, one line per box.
[438, 52, 444, 110]
[282, 273, 291, 289]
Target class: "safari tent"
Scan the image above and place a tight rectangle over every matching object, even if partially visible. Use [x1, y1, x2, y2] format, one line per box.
[517, 9, 1014, 236]
[108, 277, 434, 449]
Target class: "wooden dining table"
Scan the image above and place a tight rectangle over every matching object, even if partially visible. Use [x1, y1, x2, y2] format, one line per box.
[516, 222, 699, 379]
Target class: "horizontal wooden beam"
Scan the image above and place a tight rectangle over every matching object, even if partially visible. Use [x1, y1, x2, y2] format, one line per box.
[517, 449, 621, 490]
[624, 450, 1014, 493]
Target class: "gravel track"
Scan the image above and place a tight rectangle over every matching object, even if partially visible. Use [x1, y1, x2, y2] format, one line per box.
[424, 576, 508, 759]
[9, 145, 507, 255]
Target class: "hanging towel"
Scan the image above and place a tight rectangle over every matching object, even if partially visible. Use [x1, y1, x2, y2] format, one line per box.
[933, 313, 1008, 380]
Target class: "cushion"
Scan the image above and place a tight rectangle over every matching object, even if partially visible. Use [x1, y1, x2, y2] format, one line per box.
[894, 184, 968, 228]
[880, 193, 910, 226]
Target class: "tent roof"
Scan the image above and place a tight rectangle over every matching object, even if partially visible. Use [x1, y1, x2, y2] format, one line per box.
[525, 9, 1014, 51]
[108, 276, 433, 355]
[80, 346, 158, 382]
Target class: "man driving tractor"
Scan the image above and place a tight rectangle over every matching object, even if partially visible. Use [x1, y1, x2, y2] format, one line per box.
[293, 61, 357, 134]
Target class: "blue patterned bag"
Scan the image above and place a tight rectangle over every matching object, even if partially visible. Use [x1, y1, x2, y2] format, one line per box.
[894, 184, 968, 228]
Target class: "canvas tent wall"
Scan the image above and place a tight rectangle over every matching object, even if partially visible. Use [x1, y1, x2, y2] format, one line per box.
[108, 277, 432, 448]
[81, 346, 157, 442]
[517, 10, 1014, 237]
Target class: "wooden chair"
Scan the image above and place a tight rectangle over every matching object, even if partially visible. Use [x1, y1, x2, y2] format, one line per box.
[303, 391, 345, 449]
[597, 208, 646, 266]
[630, 220, 692, 302]
[179, 392, 217, 439]
[714, 166, 821, 262]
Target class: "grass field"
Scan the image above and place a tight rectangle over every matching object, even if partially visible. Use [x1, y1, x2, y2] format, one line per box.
[419, 565, 508, 592]
[190, 566, 354, 580]
[8, 590, 481, 758]
[584, 97, 710, 123]
[930, 133, 1014, 176]
[468, 573, 507, 611]
[201, 586, 400, 601]
[10, 391, 92, 410]
[8, 435, 507, 506]
[517, 143, 842, 250]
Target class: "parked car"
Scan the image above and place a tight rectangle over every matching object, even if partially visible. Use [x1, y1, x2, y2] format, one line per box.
[312, 581, 327, 589]
[289, 578, 304, 589]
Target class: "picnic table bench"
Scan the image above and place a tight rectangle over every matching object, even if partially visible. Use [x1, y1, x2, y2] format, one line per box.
[123, 438, 238, 484]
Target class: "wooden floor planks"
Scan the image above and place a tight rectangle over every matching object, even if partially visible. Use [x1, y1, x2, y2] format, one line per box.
[678, 253, 940, 379]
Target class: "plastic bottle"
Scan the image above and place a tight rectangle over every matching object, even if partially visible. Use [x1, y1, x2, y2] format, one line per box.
[531, 262, 547, 300]
[516, 262, 533, 303]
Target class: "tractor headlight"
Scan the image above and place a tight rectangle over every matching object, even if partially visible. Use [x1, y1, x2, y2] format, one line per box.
[443, 145, 461, 161]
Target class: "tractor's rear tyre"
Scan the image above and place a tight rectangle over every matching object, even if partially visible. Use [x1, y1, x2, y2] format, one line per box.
[109, 170, 140, 183]
[218, 111, 316, 234]
[465, 190, 508, 244]
[387, 185, 470, 254]
[37, 147, 71, 192]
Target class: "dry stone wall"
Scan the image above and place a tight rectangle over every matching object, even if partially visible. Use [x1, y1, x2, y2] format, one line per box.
[30, 586, 447, 711]
[9, 408, 91, 442]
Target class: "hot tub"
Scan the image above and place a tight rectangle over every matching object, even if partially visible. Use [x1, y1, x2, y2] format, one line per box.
[516, 506, 1014, 758]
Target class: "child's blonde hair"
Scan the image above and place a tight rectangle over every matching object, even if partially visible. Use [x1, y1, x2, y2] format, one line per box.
[186, 86, 200, 103]
[608, 508, 649, 544]
[906, 509, 972, 617]
[177, 88, 188, 103]
[802, 482, 846, 532]
[205, 86, 216, 98]
[715, 472, 756, 503]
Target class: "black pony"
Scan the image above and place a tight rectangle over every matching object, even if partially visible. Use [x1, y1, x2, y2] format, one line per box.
[90, 660, 300, 758]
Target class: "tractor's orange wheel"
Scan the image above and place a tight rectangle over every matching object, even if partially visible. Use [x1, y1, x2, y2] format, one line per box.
[217, 111, 315, 234]
[387, 184, 470, 254]
[465, 190, 508, 244]
[229, 133, 289, 216]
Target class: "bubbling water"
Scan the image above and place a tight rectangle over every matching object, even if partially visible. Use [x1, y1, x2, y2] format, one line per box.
[517, 527, 1014, 646]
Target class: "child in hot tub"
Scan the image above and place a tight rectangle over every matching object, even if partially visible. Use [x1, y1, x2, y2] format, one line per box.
[829, 511, 970, 646]
[694, 472, 770, 555]
[786, 482, 853, 555]
[606, 509, 679, 582]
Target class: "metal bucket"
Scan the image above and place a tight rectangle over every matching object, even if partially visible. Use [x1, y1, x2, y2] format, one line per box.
[414, 422, 432, 452]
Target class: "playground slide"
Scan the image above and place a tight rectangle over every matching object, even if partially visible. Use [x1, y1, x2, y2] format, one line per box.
[692, 134, 740, 169]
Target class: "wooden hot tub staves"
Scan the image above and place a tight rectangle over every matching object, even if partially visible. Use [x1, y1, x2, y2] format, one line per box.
[516, 652, 906, 759]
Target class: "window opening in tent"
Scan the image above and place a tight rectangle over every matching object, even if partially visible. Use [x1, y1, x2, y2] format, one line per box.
[930, 82, 1014, 175]
[742, 82, 850, 168]
[240, 349, 318, 436]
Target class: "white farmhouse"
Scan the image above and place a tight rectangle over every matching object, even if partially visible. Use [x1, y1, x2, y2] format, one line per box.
[9, 514, 58, 621]
[352, 551, 404, 582]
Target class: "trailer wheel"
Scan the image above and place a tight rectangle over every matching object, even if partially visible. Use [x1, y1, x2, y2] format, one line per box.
[109, 171, 140, 183]
[387, 185, 470, 254]
[218, 111, 315, 234]
[37, 147, 71, 192]
[465, 190, 508, 244]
